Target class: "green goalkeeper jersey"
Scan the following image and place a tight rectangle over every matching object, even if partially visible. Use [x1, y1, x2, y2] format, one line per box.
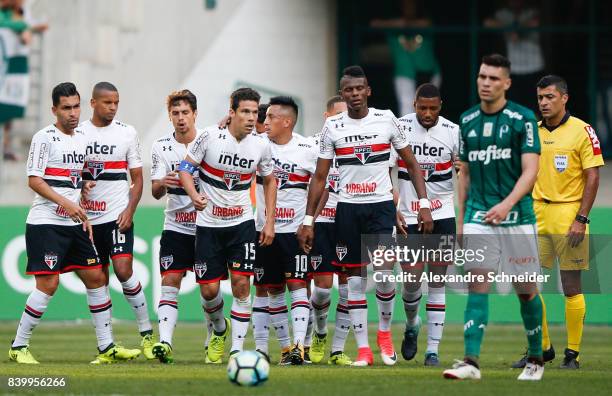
[459, 100, 540, 226]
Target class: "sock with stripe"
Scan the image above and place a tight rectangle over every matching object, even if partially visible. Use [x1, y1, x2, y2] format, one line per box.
[540, 294, 551, 351]
[565, 294, 586, 353]
[268, 292, 291, 349]
[331, 283, 351, 353]
[121, 273, 152, 334]
[375, 270, 395, 332]
[251, 295, 270, 354]
[304, 304, 314, 348]
[464, 293, 488, 359]
[157, 286, 179, 346]
[86, 286, 114, 351]
[12, 289, 51, 348]
[290, 288, 310, 346]
[402, 287, 422, 327]
[202, 291, 226, 334]
[230, 296, 251, 352]
[311, 286, 331, 335]
[200, 295, 214, 349]
[347, 276, 369, 348]
[425, 286, 446, 354]
[520, 294, 543, 359]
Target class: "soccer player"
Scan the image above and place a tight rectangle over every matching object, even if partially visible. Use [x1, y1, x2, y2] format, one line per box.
[308, 95, 353, 366]
[391, 83, 459, 366]
[8, 82, 140, 364]
[252, 96, 317, 365]
[442, 54, 544, 381]
[512, 75, 604, 370]
[179, 88, 277, 364]
[149, 89, 213, 363]
[298, 65, 433, 366]
[80, 82, 155, 358]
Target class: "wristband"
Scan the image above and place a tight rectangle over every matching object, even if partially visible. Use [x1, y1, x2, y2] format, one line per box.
[575, 214, 590, 224]
[178, 160, 197, 174]
[419, 198, 430, 209]
[303, 215, 314, 226]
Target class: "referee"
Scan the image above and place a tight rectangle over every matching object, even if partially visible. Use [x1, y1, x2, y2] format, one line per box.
[514, 75, 604, 370]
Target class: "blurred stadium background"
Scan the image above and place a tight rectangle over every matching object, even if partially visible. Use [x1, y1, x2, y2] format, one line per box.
[0, 0, 610, 325]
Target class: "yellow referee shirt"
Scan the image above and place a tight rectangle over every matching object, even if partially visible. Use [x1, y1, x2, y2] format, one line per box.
[533, 113, 605, 203]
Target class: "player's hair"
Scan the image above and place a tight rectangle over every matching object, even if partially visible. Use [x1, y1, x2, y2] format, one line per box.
[342, 65, 367, 79]
[167, 89, 197, 112]
[415, 83, 440, 99]
[92, 81, 118, 98]
[536, 75, 568, 95]
[326, 95, 345, 111]
[257, 103, 270, 124]
[52, 82, 80, 106]
[481, 53, 511, 72]
[269, 96, 298, 119]
[230, 87, 261, 111]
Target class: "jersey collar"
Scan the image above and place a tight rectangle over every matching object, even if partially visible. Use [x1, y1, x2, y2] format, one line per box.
[542, 111, 570, 132]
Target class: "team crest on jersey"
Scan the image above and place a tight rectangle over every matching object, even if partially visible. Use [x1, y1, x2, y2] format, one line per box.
[254, 267, 264, 282]
[223, 171, 241, 190]
[70, 169, 82, 188]
[273, 168, 290, 188]
[419, 163, 435, 180]
[328, 174, 340, 192]
[44, 253, 58, 269]
[554, 155, 568, 172]
[311, 255, 322, 270]
[483, 122, 493, 137]
[160, 255, 173, 270]
[194, 262, 207, 278]
[86, 161, 104, 179]
[354, 146, 372, 164]
[336, 244, 347, 261]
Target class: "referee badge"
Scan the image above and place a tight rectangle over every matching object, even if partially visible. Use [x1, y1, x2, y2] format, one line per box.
[554, 154, 568, 172]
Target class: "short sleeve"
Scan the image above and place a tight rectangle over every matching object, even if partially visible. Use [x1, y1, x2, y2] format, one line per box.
[319, 123, 334, 160]
[26, 132, 50, 177]
[390, 114, 409, 150]
[150, 143, 167, 180]
[451, 126, 460, 154]
[305, 143, 318, 175]
[458, 128, 468, 162]
[580, 125, 605, 169]
[127, 128, 143, 168]
[520, 118, 540, 154]
[389, 147, 398, 168]
[258, 141, 274, 177]
[187, 130, 209, 164]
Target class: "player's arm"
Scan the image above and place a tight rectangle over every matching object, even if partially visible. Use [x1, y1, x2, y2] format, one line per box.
[298, 157, 332, 253]
[567, 167, 599, 247]
[313, 189, 329, 220]
[484, 153, 539, 224]
[28, 176, 87, 223]
[395, 146, 433, 233]
[389, 165, 407, 236]
[178, 155, 206, 211]
[456, 161, 470, 237]
[116, 167, 143, 231]
[259, 173, 277, 247]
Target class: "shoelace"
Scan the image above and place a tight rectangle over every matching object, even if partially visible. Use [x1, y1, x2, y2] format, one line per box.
[452, 359, 468, 369]
[379, 335, 394, 355]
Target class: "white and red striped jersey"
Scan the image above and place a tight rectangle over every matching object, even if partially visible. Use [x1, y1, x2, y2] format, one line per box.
[151, 131, 202, 235]
[391, 113, 459, 223]
[187, 126, 273, 228]
[255, 134, 317, 233]
[310, 133, 339, 224]
[80, 119, 142, 225]
[26, 125, 89, 225]
[319, 108, 408, 204]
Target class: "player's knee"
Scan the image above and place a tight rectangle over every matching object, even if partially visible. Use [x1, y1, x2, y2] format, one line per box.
[403, 280, 421, 293]
[161, 273, 183, 288]
[267, 286, 284, 296]
[255, 286, 268, 297]
[199, 285, 219, 301]
[112, 260, 133, 282]
[231, 276, 250, 298]
[36, 275, 59, 296]
[314, 275, 333, 289]
[83, 270, 107, 289]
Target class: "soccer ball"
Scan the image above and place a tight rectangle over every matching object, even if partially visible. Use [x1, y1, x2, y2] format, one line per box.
[227, 350, 269, 386]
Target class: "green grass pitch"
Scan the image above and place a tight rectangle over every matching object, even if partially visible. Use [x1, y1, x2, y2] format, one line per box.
[1, 322, 610, 395]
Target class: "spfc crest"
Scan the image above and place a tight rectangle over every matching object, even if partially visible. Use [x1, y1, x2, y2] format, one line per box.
[328, 174, 340, 192]
[311, 255, 322, 270]
[274, 168, 290, 188]
[223, 171, 241, 190]
[354, 146, 372, 164]
[44, 253, 58, 269]
[86, 161, 104, 179]
[194, 262, 207, 278]
[70, 169, 82, 188]
[160, 255, 173, 270]
[554, 155, 568, 172]
[419, 163, 435, 180]
[254, 267, 264, 282]
[336, 245, 347, 261]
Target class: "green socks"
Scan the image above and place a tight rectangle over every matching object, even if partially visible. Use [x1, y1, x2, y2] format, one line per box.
[464, 293, 489, 359]
[520, 295, 543, 359]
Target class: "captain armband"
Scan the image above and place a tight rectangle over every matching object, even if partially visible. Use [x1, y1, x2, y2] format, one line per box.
[178, 160, 197, 174]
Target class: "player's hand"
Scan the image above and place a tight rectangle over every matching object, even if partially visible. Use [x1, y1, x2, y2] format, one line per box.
[116, 208, 134, 232]
[81, 181, 96, 201]
[417, 208, 434, 234]
[83, 220, 93, 242]
[162, 171, 181, 189]
[396, 211, 408, 236]
[259, 221, 275, 247]
[484, 201, 511, 225]
[217, 115, 231, 129]
[567, 220, 586, 248]
[64, 201, 88, 223]
[297, 225, 314, 253]
[191, 194, 207, 211]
